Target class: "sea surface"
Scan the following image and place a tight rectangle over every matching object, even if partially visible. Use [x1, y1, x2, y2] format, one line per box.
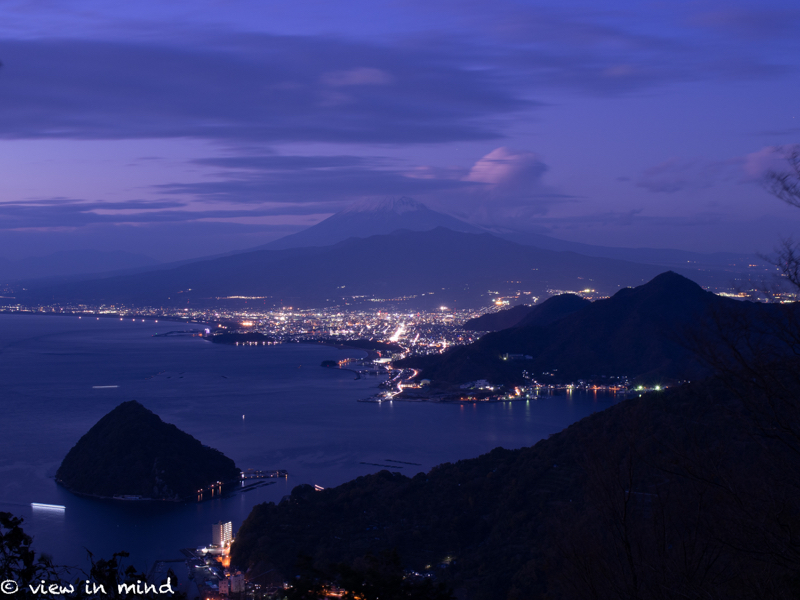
[0, 313, 622, 572]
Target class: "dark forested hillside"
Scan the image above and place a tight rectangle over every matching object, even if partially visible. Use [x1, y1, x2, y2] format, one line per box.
[231, 373, 800, 599]
[462, 305, 536, 331]
[57, 401, 240, 500]
[462, 294, 591, 332]
[402, 272, 780, 385]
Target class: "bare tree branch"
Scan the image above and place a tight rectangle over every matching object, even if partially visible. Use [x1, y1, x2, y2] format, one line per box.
[765, 146, 800, 210]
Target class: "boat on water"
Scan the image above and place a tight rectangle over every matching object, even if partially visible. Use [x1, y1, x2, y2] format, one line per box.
[31, 503, 65, 511]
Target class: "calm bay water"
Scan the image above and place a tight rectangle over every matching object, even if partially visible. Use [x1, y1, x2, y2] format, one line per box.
[0, 314, 621, 571]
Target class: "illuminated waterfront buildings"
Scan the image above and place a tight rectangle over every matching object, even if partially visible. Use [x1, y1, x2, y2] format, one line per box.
[212, 520, 233, 548]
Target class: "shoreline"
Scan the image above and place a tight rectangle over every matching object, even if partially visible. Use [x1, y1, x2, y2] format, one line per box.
[54, 480, 182, 503]
[0, 309, 211, 327]
[322, 364, 362, 379]
[54, 476, 244, 504]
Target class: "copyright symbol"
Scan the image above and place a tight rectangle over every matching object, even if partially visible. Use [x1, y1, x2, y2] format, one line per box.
[0, 580, 18, 594]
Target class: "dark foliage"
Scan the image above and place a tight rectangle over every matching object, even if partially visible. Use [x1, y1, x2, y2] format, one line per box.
[0, 512, 59, 595]
[285, 551, 455, 600]
[1, 513, 185, 599]
[56, 400, 239, 500]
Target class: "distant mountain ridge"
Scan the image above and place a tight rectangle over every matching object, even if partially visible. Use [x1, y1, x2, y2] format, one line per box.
[8, 197, 762, 308]
[0, 249, 159, 281]
[19, 228, 671, 309]
[493, 229, 761, 271]
[4, 200, 762, 292]
[257, 198, 760, 271]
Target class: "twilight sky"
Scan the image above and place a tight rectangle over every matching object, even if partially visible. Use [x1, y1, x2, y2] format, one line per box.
[1, 0, 799, 261]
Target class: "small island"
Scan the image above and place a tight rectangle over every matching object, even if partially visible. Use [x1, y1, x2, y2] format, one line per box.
[56, 400, 240, 501]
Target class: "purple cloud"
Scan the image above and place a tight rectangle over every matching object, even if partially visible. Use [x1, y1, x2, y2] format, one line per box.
[635, 146, 800, 194]
[0, 36, 529, 144]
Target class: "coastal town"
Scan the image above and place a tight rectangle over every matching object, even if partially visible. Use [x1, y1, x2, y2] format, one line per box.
[0, 286, 708, 401]
[0, 297, 677, 400]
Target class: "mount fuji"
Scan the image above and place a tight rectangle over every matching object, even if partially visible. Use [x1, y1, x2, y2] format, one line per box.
[257, 197, 483, 250]
[254, 198, 759, 272]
